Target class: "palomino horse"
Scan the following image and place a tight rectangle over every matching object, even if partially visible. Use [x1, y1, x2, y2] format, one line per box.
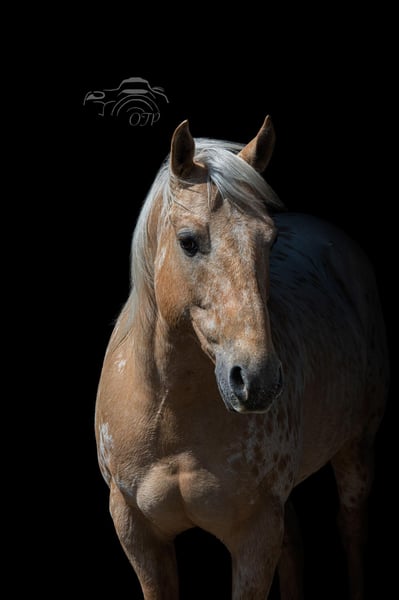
[95, 116, 389, 599]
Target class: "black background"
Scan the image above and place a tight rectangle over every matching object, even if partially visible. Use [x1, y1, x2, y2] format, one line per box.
[46, 16, 396, 599]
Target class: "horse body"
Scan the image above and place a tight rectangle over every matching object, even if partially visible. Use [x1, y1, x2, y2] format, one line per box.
[270, 213, 386, 482]
[95, 118, 388, 599]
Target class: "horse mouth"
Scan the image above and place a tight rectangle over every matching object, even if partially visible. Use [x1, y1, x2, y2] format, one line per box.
[215, 362, 284, 414]
[221, 393, 279, 414]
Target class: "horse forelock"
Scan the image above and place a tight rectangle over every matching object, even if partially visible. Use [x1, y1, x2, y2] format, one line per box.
[111, 138, 284, 347]
[191, 139, 283, 215]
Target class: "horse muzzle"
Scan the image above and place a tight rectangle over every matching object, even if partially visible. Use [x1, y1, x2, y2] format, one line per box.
[215, 355, 284, 414]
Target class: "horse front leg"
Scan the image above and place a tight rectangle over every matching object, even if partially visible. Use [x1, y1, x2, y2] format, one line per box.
[109, 483, 179, 600]
[331, 433, 376, 600]
[225, 496, 284, 600]
[278, 499, 304, 600]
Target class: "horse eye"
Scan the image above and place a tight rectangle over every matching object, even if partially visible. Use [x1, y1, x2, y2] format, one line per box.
[179, 235, 198, 257]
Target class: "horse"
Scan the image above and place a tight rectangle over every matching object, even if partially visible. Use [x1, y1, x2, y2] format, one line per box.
[95, 116, 389, 599]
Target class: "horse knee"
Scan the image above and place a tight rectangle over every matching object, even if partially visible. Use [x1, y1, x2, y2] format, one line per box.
[331, 437, 375, 511]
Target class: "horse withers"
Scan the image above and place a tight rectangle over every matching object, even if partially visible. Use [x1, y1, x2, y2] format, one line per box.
[95, 116, 389, 599]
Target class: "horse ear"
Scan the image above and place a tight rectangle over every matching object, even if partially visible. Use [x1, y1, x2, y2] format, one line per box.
[238, 115, 276, 173]
[170, 120, 195, 178]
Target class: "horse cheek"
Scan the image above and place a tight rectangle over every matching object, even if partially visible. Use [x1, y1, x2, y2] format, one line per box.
[154, 257, 191, 326]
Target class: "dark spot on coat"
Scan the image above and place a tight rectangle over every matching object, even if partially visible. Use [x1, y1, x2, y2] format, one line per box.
[278, 454, 290, 472]
[266, 418, 274, 435]
[277, 406, 286, 427]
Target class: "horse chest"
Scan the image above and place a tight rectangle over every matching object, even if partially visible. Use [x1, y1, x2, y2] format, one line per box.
[130, 419, 293, 537]
[134, 457, 260, 537]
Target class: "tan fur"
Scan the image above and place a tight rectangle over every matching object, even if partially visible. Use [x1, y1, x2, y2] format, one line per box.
[95, 119, 389, 599]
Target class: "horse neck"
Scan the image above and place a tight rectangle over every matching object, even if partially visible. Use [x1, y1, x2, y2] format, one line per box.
[124, 307, 215, 406]
[157, 319, 215, 392]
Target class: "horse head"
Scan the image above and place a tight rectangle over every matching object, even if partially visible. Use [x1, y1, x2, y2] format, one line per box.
[153, 117, 283, 413]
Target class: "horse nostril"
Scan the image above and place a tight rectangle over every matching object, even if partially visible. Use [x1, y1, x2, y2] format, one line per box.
[228, 362, 283, 406]
[230, 366, 247, 399]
